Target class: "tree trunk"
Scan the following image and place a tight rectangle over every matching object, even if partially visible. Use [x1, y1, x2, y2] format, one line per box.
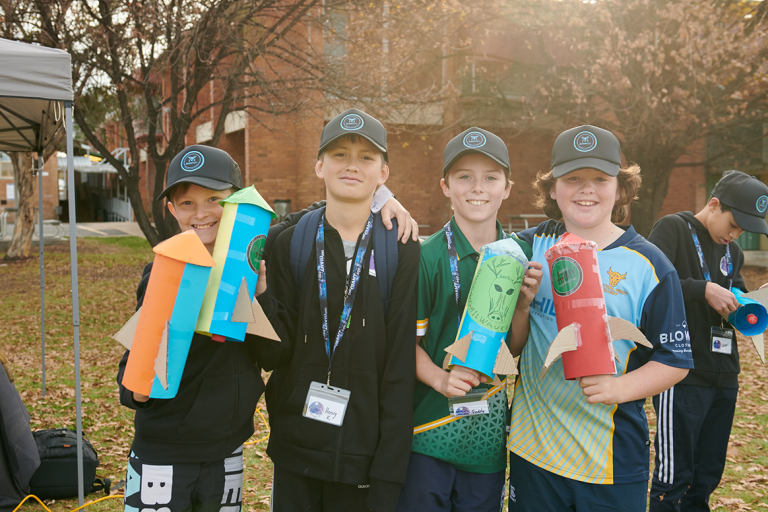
[4, 152, 35, 260]
[629, 160, 675, 238]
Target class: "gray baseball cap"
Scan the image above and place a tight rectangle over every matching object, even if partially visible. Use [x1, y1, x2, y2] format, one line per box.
[712, 170, 768, 236]
[552, 125, 622, 177]
[318, 108, 388, 162]
[158, 145, 242, 201]
[443, 127, 510, 176]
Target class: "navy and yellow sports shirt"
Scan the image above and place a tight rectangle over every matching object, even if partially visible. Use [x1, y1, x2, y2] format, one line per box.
[508, 220, 694, 485]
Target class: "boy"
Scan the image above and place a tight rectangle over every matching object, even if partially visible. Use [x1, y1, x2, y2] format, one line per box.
[648, 170, 768, 511]
[257, 109, 420, 512]
[506, 125, 693, 511]
[117, 143, 415, 511]
[396, 127, 543, 512]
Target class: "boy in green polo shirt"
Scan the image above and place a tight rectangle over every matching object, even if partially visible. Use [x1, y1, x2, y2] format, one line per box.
[396, 128, 543, 512]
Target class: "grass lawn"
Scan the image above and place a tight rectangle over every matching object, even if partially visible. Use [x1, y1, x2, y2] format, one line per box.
[1, 237, 767, 511]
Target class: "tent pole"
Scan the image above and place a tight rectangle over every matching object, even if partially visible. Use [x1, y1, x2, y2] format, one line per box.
[65, 102, 84, 506]
[38, 154, 45, 397]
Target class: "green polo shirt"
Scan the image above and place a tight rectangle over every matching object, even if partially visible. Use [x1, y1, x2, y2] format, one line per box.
[412, 217, 532, 473]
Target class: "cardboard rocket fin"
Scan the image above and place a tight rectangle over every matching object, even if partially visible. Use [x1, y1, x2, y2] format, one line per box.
[113, 307, 142, 350]
[491, 374, 504, 387]
[540, 324, 579, 380]
[607, 317, 652, 348]
[154, 321, 169, 390]
[232, 277, 256, 323]
[751, 333, 766, 363]
[245, 298, 281, 342]
[442, 352, 452, 370]
[444, 332, 473, 364]
[743, 288, 768, 307]
[493, 342, 518, 376]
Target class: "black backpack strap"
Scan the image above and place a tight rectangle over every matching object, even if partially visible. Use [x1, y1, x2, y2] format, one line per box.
[372, 213, 399, 316]
[290, 207, 326, 300]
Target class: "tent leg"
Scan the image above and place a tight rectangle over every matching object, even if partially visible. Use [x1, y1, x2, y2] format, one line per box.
[38, 154, 45, 397]
[65, 102, 84, 506]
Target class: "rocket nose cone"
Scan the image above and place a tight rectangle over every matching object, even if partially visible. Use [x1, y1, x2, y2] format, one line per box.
[747, 314, 758, 325]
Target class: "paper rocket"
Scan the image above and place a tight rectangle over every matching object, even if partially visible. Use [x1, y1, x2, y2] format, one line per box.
[442, 239, 529, 385]
[540, 233, 652, 380]
[195, 185, 277, 342]
[724, 288, 768, 363]
[115, 230, 215, 398]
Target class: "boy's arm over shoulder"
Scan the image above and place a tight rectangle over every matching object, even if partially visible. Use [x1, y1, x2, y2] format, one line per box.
[117, 262, 154, 410]
[366, 236, 419, 512]
[252, 226, 299, 370]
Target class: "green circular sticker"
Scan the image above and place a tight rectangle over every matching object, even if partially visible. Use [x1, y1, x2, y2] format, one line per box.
[551, 256, 582, 296]
[247, 234, 266, 274]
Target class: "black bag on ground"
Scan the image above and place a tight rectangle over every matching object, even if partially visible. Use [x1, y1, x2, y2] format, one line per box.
[28, 429, 109, 499]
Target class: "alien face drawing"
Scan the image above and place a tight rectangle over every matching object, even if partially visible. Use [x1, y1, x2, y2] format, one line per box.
[467, 255, 524, 332]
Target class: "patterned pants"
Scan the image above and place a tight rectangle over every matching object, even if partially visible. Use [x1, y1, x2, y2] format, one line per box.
[124, 446, 244, 512]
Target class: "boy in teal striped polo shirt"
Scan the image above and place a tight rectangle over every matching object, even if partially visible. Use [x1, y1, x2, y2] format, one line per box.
[397, 127, 543, 512]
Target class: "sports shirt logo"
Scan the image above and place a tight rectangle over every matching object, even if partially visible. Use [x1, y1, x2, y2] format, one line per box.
[180, 151, 205, 172]
[573, 131, 597, 152]
[757, 195, 768, 213]
[551, 256, 583, 296]
[463, 131, 487, 149]
[340, 113, 364, 131]
[607, 267, 627, 288]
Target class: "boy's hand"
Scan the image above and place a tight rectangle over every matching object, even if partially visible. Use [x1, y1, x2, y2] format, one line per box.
[516, 262, 543, 311]
[436, 365, 487, 398]
[578, 374, 624, 405]
[380, 197, 419, 243]
[705, 282, 739, 317]
[254, 260, 267, 297]
[133, 392, 150, 403]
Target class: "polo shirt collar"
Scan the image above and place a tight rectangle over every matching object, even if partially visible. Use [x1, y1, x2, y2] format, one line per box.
[450, 216, 506, 260]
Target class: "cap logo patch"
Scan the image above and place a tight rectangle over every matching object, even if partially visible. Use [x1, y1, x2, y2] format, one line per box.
[573, 131, 597, 152]
[463, 131, 487, 149]
[757, 195, 768, 213]
[181, 151, 205, 172]
[340, 113, 364, 131]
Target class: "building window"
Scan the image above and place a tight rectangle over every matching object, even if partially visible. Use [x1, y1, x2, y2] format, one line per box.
[0, 152, 13, 179]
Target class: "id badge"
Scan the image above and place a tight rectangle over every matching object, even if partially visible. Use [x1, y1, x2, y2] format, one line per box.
[447, 388, 490, 417]
[710, 327, 734, 355]
[303, 381, 350, 426]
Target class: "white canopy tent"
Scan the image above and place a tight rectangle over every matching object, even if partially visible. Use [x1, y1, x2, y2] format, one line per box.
[0, 38, 86, 504]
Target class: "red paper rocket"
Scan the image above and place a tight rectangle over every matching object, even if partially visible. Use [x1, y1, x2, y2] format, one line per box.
[541, 232, 652, 380]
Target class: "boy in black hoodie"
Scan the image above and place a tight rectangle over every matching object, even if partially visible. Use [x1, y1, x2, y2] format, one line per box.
[117, 144, 416, 512]
[257, 109, 419, 512]
[648, 170, 768, 511]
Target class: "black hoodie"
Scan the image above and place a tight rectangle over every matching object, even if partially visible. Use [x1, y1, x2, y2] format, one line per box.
[648, 212, 746, 388]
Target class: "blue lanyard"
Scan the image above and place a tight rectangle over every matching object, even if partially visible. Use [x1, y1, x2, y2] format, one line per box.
[688, 222, 732, 291]
[317, 212, 374, 384]
[443, 221, 507, 326]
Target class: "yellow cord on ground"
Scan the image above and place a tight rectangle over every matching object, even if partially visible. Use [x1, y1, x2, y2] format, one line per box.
[14, 410, 270, 510]
[244, 407, 270, 446]
[11, 493, 124, 512]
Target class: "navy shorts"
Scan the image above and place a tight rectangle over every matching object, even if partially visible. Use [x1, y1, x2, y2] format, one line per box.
[508, 452, 647, 512]
[396, 452, 505, 512]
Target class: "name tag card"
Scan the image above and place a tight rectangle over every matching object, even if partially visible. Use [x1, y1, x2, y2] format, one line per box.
[448, 388, 490, 417]
[303, 382, 350, 426]
[711, 327, 734, 355]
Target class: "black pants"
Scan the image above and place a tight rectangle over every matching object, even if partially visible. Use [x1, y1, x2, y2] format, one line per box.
[271, 464, 372, 512]
[124, 446, 243, 512]
[650, 385, 738, 512]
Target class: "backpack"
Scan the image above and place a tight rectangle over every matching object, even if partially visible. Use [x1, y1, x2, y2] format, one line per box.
[28, 429, 110, 499]
[290, 207, 398, 315]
